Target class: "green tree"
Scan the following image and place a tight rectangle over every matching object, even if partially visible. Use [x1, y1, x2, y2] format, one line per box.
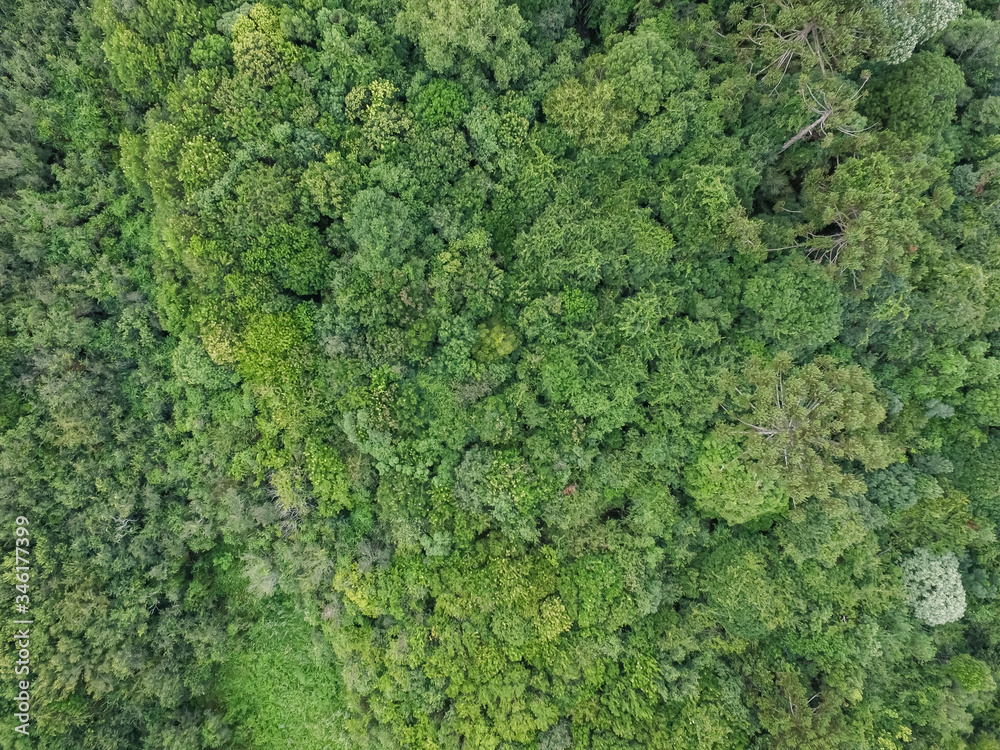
[702, 353, 897, 506]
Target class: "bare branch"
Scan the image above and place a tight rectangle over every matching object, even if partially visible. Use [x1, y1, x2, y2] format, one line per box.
[781, 111, 831, 152]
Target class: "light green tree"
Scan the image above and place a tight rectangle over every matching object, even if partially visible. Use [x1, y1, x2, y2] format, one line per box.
[871, 0, 963, 65]
[902, 547, 967, 626]
[701, 353, 897, 507]
[395, 0, 540, 87]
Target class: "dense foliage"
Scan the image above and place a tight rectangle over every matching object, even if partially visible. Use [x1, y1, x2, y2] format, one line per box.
[3, 0, 1000, 747]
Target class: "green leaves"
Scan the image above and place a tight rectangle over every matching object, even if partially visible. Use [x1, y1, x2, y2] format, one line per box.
[863, 51, 967, 140]
[454, 447, 548, 542]
[794, 149, 948, 291]
[344, 79, 412, 153]
[729, 0, 891, 87]
[231, 4, 299, 86]
[686, 431, 789, 524]
[701, 537, 792, 640]
[243, 221, 329, 295]
[412, 78, 469, 127]
[178, 135, 227, 194]
[707, 353, 896, 506]
[396, 0, 541, 87]
[11, 0, 1000, 745]
[544, 19, 695, 152]
[740, 253, 842, 353]
[948, 653, 996, 693]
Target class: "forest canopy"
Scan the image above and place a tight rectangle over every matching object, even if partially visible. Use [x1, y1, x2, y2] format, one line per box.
[3, 0, 1000, 747]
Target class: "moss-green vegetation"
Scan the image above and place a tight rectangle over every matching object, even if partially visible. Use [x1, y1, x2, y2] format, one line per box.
[215, 597, 347, 750]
